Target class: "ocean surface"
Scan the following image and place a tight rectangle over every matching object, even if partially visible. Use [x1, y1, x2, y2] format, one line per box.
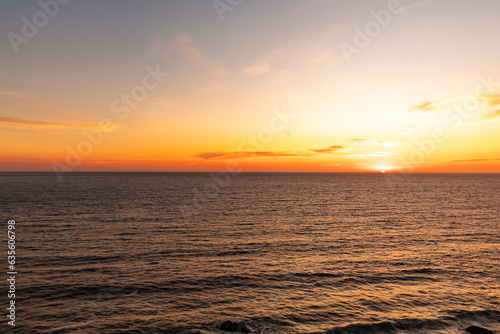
[1, 172, 499, 334]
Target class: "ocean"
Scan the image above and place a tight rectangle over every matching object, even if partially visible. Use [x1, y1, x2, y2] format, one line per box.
[1, 172, 499, 333]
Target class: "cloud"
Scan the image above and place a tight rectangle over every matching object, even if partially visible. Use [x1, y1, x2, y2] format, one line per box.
[173, 33, 227, 76]
[483, 110, 500, 119]
[408, 95, 466, 112]
[0, 91, 29, 99]
[300, 43, 342, 69]
[402, 0, 436, 12]
[309, 145, 343, 153]
[351, 139, 401, 147]
[243, 59, 271, 77]
[347, 152, 395, 159]
[194, 151, 304, 160]
[194, 145, 344, 160]
[481, 92, 500, 119]
[408, 90, 500, 120]
[409, 101, 438, 111]
[255, 39, 344, 80]
[445, 157, 500, 163]
[0, 117, 100, 130]
[487, 93, 500, 106]
[400, 126, 422, 136]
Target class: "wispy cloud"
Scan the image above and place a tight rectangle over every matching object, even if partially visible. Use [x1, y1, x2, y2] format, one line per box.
[481, 92, 500, 119]
[408, 90, 500, 120]
[300, 43, 342, 69]
[445, 157, 500, 163]
[194, 145, 344, 160]
[400, 126, 422, 136]
[173, 33, 227, 76]
[487, 93, 500, 106]
[243, 59, 271, 77]
[402, 0, 436, 12]
[0, 117, 100, 130]
[0, 91, 30, 99]
[408, 96, 464, 112]
[351, 139, 401, 147]
[258, 39, 344, 78]
[409, 101, 439, 111]
[309, 145, 343, 153]
[480, 109, 500, 120]
[195, 151, 306, 160]
[347, 152, 395, 159]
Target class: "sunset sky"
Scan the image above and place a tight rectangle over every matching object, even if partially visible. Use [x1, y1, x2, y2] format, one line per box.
[1, 0, 499, 173]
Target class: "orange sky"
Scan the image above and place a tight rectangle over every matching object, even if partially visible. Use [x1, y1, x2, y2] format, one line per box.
[1, 1, 499, 173]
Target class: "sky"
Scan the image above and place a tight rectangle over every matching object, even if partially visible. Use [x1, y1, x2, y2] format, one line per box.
[1, 0, 499, 173]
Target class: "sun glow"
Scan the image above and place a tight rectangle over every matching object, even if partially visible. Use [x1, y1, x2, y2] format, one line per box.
[1, 1, 499, 173]
[373, 164, 395, 173]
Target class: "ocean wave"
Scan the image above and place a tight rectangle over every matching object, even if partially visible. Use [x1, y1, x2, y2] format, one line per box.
[17, 268, 455, 303]
[324, 310, 500, 334]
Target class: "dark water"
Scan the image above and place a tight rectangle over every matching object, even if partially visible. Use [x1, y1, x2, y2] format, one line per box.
[1, 172, 499, 334]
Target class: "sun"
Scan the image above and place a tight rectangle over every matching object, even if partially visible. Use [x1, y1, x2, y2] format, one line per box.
[373, 164, 394, 173]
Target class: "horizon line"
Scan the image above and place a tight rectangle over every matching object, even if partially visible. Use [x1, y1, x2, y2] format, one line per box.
[1, 171, 499, 174]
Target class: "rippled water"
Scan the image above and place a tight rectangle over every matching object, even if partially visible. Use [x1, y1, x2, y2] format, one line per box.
[1, 172, 499, 333]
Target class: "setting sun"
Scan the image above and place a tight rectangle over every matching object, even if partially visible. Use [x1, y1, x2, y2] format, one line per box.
[2, 2, 499, 334]
[1, 1, 499, 175]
